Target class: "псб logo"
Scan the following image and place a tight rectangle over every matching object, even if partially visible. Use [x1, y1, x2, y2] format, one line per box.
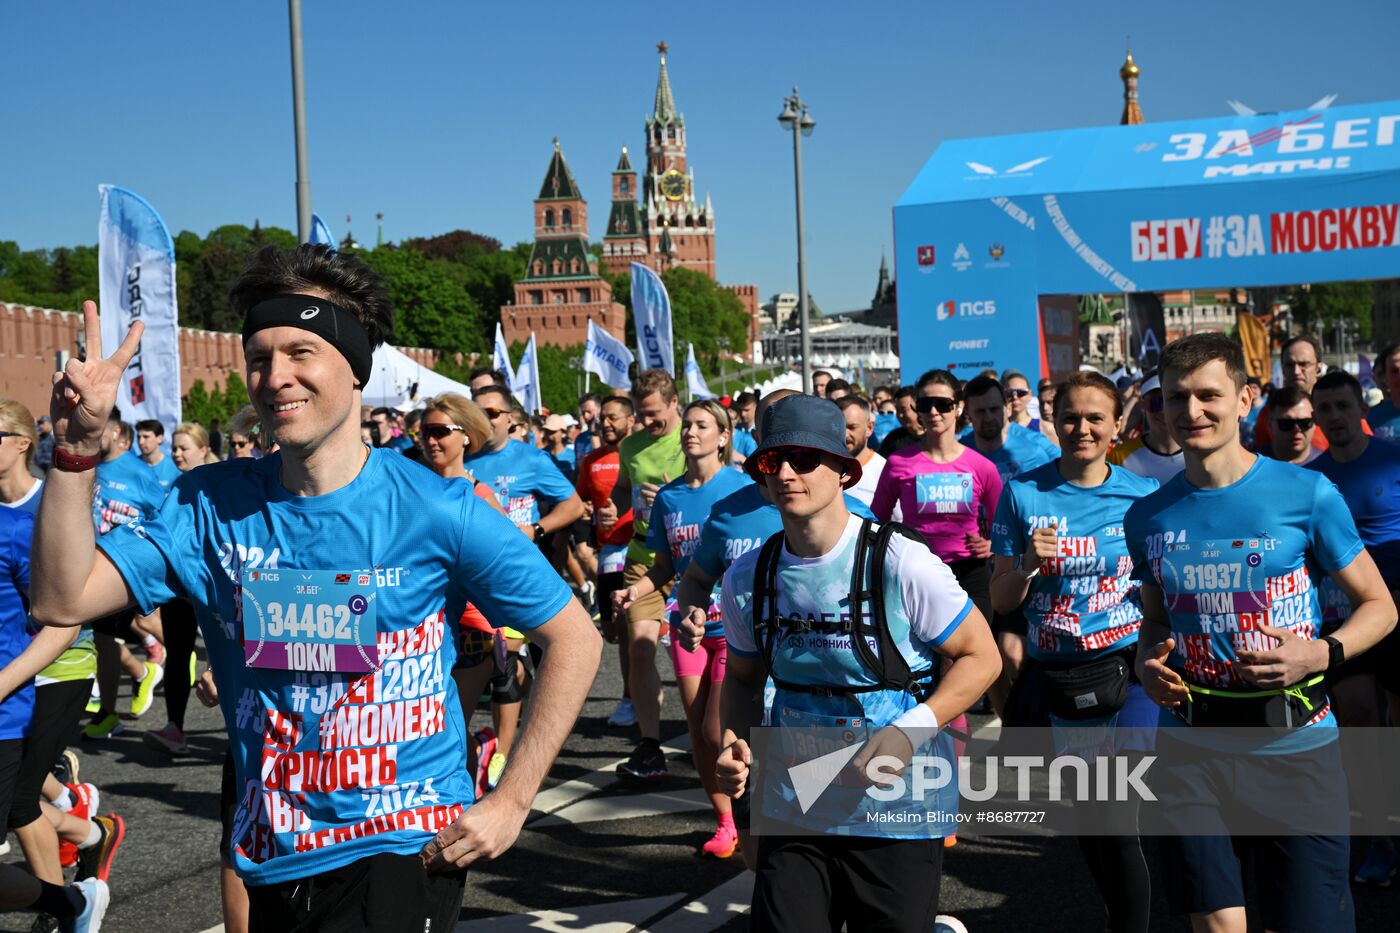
[937, 299, 998, 321]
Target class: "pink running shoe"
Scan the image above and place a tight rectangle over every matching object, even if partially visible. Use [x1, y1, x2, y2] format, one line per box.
[700, 823, 739, 859]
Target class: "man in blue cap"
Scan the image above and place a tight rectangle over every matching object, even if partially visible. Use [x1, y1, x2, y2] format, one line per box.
[703, 394, 1000, 932]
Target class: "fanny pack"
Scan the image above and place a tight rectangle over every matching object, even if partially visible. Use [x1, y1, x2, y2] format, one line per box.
[1172, 674, 1329, 730]
[1037, 649, 1133, 721]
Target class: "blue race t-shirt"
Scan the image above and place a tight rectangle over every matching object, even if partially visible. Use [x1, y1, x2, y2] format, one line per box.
[992, 462, 1158, 660]
[94, 452, 166, 535]
[731, 430, 757, 461]
[1368, 399, 1400, 442]
[572, 429, 595, 466]
[1124, 456, 1363, 748]
[690, 483, 877, 579]
[646, 468, 752, 634]
[0, 508, 35, 740]
[549, 446, 577, 483]
[386, 434, 414, 454]
[144, 454, 182, 491]
[873, 413, 899, 447]
[464, 440, 577, 526]
[97, 448, 572, 885]
[1307, 438, 1400, 589]
[961, 423, 1060, 483]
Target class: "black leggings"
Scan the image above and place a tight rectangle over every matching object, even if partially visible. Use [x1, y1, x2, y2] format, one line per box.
[163, 599, 198, 730]
[9, 678, 90, 829]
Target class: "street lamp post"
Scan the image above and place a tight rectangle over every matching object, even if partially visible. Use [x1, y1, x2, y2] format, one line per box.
[288, 0, 313, 244]
[778, 87, 816, 394]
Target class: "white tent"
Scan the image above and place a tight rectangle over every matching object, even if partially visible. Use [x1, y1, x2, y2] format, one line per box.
[360, 345, 473, 409]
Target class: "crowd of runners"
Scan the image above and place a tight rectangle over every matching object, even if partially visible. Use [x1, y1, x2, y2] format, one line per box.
[0, 243, 1397, 931]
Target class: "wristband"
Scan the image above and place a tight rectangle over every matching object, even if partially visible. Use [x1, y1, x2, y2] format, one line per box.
[54, 448, 100, 473]
[892, 704, 940, 751]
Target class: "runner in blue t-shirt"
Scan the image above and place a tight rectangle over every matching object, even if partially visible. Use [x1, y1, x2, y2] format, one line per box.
[1127, 335, 1395, 933]
[618, 400, 751, 859]
[0, 505, 110, 933]
[1308, 369, 1400, 885]
[26, 252, 600, 932]
[1368, 342, 1400, 441]
[135, 420, 181, 491]
[86, 416, 168, 739]
[990, 372, 1158, 933]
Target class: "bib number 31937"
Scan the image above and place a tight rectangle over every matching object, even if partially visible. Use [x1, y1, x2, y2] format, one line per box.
[242, 569, 379, 673]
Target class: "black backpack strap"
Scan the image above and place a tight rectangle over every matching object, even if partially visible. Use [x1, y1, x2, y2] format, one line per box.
[751, 531, 787, 677]
[871, 522, 940, 699]
[845, 519, 886, 682]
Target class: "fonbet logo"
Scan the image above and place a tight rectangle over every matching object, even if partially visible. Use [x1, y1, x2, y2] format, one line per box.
[936, 299, 997, 322]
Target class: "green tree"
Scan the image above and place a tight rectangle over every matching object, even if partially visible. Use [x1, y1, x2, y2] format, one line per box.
[1289, 281, 1373, 342]
[356, 246, 484, 354]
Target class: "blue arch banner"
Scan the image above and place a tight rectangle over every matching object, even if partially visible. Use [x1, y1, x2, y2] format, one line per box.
[893, 100, 1400, 382]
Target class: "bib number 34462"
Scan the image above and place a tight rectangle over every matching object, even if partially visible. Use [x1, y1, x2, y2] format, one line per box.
[242, 569, 379, 673]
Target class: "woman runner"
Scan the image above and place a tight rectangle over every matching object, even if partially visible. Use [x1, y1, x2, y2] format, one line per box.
[990, 371, 1159, 933]
[616, 399, 750, 858]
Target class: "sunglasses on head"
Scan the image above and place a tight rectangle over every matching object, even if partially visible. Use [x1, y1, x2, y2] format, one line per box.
[1276, 417, 1314, 433]
[915, 396, 958, 415]
[421, 424, 464, 441]
[753, 446, 826, 476]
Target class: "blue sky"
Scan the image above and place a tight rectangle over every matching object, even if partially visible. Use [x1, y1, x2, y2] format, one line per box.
[4, 0, 1397, 315]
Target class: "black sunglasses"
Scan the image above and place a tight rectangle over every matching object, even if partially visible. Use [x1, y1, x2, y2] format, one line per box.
[421, 424, 464, 441]
[915, 396, 958, 415]
[1006, 388, 1031, 399]
[754, 447, 825, 476]
[0, 431, 17, 445]
[479, 406, 510, 419]
[1276, 417, 1314, 433]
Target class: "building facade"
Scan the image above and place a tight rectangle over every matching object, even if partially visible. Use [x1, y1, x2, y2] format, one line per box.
[500, 140, 627, 347]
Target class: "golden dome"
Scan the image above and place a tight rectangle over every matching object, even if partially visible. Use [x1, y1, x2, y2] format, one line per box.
[1120, 50, 1140, 79]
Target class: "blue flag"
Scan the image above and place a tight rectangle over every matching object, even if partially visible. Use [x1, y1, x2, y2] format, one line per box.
[686, 343, 716, 399]
[584, 319, 635, 389]
[309, 213, 336, 248]
[98, 185, 182, 437]
[630, 262, 675, 376]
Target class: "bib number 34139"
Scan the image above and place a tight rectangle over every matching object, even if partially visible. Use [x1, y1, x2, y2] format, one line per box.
[242, 569, 379, 673]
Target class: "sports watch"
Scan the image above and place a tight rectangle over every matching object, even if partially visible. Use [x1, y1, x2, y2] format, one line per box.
[532, 523, 546, 542]
[1322, 635, 1345, 671]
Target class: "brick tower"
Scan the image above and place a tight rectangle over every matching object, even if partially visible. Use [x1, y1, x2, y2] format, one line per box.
[501, 139, 626, 348]
[602, 147, 646, 275]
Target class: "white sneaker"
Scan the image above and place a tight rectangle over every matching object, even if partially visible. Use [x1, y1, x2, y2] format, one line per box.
[71, 877, 110, 932]
[933, 916, 969, 933]
[607, 698, 637, 728]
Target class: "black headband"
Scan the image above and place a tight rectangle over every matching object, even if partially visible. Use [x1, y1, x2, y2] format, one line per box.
[242, 294, 373, 387]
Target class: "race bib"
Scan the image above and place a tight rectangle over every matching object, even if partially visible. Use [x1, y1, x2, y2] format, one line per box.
[915, 473, 974, 516]
[778, 705, 871, 788]
[241, 569, 380, 673]
[599, 543, 628, 575]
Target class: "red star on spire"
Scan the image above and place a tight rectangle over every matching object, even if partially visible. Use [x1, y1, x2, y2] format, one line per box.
[657, 41, 668, 56]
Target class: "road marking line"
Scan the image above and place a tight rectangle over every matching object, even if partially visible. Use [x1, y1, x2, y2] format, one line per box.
[636, 872, 752, 932]
[532, 785, 711, 828]
[528, 736, 691, 822]
[455, 892, 685, 932]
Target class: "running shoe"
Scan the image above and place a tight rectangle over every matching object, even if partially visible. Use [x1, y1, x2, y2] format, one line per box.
[68, 782, 101, 817]
[486, 752, 507, 790]
[474, 728, 498, 799]
[933, 916, 969, 933]
[944, 834, 957, 848]
[142, 722, 188, 756]
[75, 814, 125, 883]
[84, 682, 100, 715]
[1354, 838, 1398, 886]
[54, 749, 80, 786]
[129, 662, 163, 718]
[81, 714, 123, 741]
[68, 877, 110, 933]
[700, 823, 738, 858]
[189, 653, 198, 687]
[617, 739, 669, 781]
[607, 698, 637, 728]
[144, 640, 165, 666]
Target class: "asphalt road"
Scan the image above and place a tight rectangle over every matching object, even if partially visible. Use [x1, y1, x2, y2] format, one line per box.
[3, 638, 1396, 932]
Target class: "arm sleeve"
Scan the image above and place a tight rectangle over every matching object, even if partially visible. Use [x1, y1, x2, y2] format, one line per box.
[692, 513, 726, 578]
[896, 537, 974, 647]
[870, 459, 899, 522]
[720, 564, 759, 657]
[97, 475, 201, 614]
[1309, 475, 1365, 572]
[990, 485, 1025, 557]
[977, 458, 1004, 528]
[451, 492, 572, 632]
[1124, 502, 1153, 585]
[533, 449, 579, 508]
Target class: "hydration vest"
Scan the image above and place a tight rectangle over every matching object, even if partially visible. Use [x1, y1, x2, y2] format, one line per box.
[751, 518, 939, 704]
